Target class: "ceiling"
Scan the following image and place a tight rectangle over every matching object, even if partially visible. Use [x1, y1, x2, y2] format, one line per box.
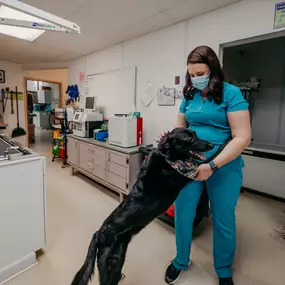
[0, 0, 238, 65]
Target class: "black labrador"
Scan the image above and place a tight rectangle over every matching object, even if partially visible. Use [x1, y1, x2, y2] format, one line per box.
[71, 128, 214, 285]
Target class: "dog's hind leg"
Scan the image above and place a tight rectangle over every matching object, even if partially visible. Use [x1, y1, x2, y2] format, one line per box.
[97, 238, 130, 285]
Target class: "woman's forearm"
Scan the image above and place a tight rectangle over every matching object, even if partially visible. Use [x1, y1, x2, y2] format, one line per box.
[213, 137, 250, 168]
[174, 113, 188, 129]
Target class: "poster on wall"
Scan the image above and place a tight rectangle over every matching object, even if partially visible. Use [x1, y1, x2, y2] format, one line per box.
[274, 2, 285, 29]
[157, 87, 175, 106]
[80, 72, 86, 83]
[0, 70, 5, 83]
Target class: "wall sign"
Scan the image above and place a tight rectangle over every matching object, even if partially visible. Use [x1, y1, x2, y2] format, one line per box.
[80, 72, 86, 82]
[0, 70, 5, 83]
[274, 2, 285, 29]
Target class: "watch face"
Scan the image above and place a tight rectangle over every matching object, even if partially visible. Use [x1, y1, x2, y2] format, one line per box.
[210, 161, 218, 171]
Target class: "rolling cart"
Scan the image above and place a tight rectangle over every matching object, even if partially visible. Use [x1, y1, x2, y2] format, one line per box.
[50, 109, 69, 168]
[138, 145, 210, 228]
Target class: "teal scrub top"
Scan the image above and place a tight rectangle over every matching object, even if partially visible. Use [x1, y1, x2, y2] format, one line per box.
[179, 82, 249, 170]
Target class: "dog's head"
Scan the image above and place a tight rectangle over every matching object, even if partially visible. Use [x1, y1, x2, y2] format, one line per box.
[158, 128, 214, 178]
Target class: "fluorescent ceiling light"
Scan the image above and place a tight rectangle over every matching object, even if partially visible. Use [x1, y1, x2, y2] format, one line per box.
[0, 6, 47, 41]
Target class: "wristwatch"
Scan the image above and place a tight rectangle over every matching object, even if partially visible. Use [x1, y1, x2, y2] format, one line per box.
[209, 161, 219, 172]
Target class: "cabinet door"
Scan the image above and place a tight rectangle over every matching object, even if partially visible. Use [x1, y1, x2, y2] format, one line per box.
[67, 138, 79, 165]
[79, 142, 91, 171]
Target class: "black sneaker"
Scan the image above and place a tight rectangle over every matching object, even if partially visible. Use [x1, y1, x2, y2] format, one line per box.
[165, 263, 183, 284]
[219, 277, 234, 285]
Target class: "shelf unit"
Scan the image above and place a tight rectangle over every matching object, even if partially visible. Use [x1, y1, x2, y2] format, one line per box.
[51, 109, 68, 168]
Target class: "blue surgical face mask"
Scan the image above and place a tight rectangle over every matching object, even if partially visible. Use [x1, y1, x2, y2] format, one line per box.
[191, 74, 210, 90]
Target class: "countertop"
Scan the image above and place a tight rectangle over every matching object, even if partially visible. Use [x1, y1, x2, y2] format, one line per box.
[68, 134, 140, 154]
[245, 143, 285, 156]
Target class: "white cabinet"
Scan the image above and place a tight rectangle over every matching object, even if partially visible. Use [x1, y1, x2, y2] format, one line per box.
[68, 138, 79, 166]
[67, 136, 141, 199]
[33, 111, 50, 129]
[0, 156, 46, 283]
[37, 90, 52, 104]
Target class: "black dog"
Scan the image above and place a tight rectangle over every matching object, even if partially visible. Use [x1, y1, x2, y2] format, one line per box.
[71, 128, 214, 285]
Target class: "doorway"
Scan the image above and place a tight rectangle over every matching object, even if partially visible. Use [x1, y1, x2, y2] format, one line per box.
[24, 78, 63, 152]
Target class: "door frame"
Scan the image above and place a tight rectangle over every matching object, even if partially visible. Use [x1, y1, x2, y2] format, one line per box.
[23, 77, 64, 147]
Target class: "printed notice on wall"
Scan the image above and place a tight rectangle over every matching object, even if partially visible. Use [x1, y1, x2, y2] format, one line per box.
[274, 2, 285, 29]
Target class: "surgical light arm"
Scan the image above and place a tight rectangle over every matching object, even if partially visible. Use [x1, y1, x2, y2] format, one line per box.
[0, 0, 80, 33]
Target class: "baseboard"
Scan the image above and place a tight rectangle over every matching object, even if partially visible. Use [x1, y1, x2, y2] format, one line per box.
[0, 253, 38, 284]
[242, 187, 285, 203]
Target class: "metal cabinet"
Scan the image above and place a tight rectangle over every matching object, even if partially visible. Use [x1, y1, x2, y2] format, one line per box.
[67, 136, 141, 200]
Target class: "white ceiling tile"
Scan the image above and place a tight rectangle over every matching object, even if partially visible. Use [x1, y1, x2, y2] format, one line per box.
[168, 0, 237, 21]
[0, 53, 21, 63]
[54, 51, 83, 62]
[69, 0, 166, 36]
[155, 0, 189, 10]
[20, 42, 66, 58]
[34, 31, 108, 55]
[21, 0, 88, 18]
[103, 11, 177, 45]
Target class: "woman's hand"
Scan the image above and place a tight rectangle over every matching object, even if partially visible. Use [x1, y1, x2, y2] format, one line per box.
[195, 164, 213, 181]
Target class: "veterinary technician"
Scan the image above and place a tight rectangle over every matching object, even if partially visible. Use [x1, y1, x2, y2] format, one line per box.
[165, 45, 251, 285]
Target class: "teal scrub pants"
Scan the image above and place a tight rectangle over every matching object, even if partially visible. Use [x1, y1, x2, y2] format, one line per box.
[172, 167, 243, 278]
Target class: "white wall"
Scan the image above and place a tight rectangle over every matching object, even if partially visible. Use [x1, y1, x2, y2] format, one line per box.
[0, 62, 26, 146]
[68, 56, 87, 95]
[68, 0, 284, 144]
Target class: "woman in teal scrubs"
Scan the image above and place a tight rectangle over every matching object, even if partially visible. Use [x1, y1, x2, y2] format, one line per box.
[165, 46, 251, 285]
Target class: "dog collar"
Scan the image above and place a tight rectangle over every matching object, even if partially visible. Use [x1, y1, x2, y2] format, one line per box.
[165, 158, 198, 179]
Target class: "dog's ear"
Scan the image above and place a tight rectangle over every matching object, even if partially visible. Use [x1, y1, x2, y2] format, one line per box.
[158, 135, 176, 159]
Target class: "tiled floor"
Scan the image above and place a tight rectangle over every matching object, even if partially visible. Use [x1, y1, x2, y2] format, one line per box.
[6, 139, 285, 285]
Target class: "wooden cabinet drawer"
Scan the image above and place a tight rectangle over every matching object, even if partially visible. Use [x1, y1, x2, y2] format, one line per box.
[88, 156, 95, 164]
[108, 151, 128, 167]
[94, 146, 107, 159]
[94, 156, 107, 170]
[87, 162, 94, 173]
[87, 144, 95, 154]
[108, 172, 127, 192]
[108, 162, 127, 179]
[94, 166, 106, 180]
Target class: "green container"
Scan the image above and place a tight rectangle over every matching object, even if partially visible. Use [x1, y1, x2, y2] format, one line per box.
[53, 146, 60, 156]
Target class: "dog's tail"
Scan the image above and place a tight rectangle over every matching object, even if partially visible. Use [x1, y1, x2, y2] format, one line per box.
[71, 232, 99, 285]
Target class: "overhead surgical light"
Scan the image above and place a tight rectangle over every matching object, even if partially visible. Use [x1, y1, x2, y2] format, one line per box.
[0, 0, 80, 34]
